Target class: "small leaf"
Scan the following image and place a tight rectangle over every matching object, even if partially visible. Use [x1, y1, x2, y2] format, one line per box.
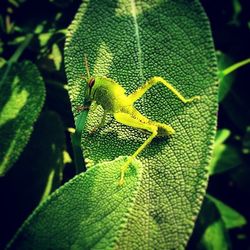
[65, 0, 218, 248]
[231, 0, 242, 25]
[214, 129, 231, 146]
[210, 144, 241, 175]
[187, 197, 231, 250]
[0, 60, 45, 176]
[217, 52, 250, 103]
[48, 43, 62, 70]
[209, 129, 241, 175]
[242, 126, 250, 154]
[207, 195, 247, 229]
[199, 220, 229, 250]
[7, 157, 142, 250]
[217, 52, 235, 102]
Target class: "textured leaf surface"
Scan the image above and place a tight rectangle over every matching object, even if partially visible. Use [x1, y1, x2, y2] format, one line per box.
[0, 61, 45, 175]
[65, 0, 218, 249]
[7, 157, 142, 250]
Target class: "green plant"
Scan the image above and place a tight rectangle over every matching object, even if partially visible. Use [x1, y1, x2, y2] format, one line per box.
[1, 0, 249, 249]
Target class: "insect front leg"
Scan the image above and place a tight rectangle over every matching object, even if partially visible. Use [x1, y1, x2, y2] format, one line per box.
[77, 100, 97, 114]
[113, 112, 158, 185]
[76, 105, 90, 113]
[128, 76, 200, 104]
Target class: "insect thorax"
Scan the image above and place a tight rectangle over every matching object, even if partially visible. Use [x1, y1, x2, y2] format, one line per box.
[93, 77, 127, 113]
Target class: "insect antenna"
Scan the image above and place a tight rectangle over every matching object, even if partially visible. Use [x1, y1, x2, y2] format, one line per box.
[84, 54, 90, 79]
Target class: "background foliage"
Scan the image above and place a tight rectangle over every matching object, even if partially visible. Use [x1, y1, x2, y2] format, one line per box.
[0, 0, 250, 249]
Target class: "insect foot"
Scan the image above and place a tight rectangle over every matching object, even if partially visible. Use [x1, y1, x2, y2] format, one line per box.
[76, 105, 90, 113]
[89, 127, 98, 136]
[184, 95, 201, 104]
[118, 156, 133, 186]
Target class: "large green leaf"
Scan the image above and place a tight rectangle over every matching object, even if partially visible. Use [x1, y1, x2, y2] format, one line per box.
[0, 61, 45, 176]
[65, 0, 218, 249]
[7, 157, 142, 250]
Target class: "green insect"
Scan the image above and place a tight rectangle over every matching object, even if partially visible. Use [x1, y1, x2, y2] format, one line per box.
[82, 56, 200, 185]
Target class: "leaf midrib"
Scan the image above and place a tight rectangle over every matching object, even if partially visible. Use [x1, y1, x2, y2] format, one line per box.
[131, 0, 143, 81]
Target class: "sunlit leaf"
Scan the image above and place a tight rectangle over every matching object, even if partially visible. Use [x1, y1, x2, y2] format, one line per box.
[0, 61, 45, 176]
[64, 0, 218, 248]
[7, 157, 142, 250]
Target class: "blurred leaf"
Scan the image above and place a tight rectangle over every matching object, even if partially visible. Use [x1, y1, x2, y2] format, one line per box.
[63, 150, 72, 164]
[0, 111, 66, 247]
[0, 39, 4, 54]
[38, 32, 53, 47]
[220, 56, 250, 130]
[217, 52, 235, 102]
[221, 58, 250, 131]
[8, 0, 22, 8]
[0, 57, 6, 68]
[222, 91, 250, 131]
[48, 43, 62, 70]
[210, 145, 241, 175]
[7, 157, 142, 250]
[209, 129, 241, 175]
[65, 0, 218, 248]
[8, 35, 26, 46]
[231, 0, 242, 26]
[0, 60, 45, 176]
[38, 30, 66, 48]
[242, 126, 250, 154]
[187, 197, 231, 250]
[207, 195, 246, 229]
[217, 52, 250, 103]
[199, 220, 229, 250]
[214, 129, 231, 146]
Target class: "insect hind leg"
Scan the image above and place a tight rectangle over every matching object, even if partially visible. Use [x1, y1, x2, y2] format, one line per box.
[113, 112, 158, 185]
[128, 76, 200, 104]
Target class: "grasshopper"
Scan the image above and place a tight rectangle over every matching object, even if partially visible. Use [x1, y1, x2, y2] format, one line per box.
[82, 57, 200, 185]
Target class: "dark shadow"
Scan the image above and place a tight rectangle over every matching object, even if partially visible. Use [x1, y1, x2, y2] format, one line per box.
[0, 111, 65, 248]
[187, 197, 224, 249]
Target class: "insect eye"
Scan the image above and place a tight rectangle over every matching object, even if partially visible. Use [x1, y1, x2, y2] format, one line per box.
[88, 78, 95, 88]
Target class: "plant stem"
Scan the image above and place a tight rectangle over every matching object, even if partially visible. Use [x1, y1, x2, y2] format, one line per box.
[0, 34, 33, 88]
[222, 58, 250, 76]
[71, 110, 89, 173]
[9, 34, 33, 64]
